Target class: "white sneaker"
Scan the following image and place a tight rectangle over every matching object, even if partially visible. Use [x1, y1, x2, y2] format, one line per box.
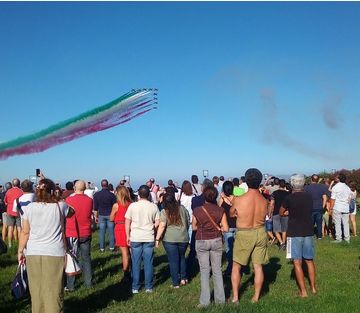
[145, 289, 153, 293]
[132, 289, 139, 294]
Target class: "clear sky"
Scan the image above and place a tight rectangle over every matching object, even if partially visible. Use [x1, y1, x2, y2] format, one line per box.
[0, 2, 359, 187]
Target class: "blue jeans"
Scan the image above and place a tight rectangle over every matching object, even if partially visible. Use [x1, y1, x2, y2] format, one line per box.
[223, 228, 237, 275]
[312, 211, 323, 239]
[163, 241, 188, 286]
[131, 242, 154, 291]
[99, 215, 114, 250]
[66, 237, 92, 289]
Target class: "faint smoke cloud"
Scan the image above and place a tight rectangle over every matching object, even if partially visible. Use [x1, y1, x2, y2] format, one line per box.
[320, 95, 342, 129]
[259, 88, 335, 160]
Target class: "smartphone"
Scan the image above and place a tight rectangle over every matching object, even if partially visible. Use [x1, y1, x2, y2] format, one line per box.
[36, 169, 41, 177]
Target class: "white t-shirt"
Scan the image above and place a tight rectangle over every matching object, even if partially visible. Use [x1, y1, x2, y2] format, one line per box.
[192, 183, 202, 196]
[239, 182, 249, 193]
[180, 194, 194, 222]
[84, 189, 95, 199]
[125, 199, 160, 242]
[22, 201, 68, 256]
[12, 193, 35, 215]
[331, 182, 352, 213]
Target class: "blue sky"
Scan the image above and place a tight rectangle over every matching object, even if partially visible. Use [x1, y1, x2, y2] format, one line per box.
[0, 2, 359, 187]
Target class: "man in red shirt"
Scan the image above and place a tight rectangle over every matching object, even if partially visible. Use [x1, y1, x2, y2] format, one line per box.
[65, 180, 93, 291]
[4, 178, 23, 247]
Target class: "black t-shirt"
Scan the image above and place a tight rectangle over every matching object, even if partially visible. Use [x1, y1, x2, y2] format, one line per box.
[271, 189, 289, 215]
[282, 192, 313, 237]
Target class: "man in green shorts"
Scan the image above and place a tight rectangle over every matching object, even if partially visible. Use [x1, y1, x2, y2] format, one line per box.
[230, 168, 268, 303]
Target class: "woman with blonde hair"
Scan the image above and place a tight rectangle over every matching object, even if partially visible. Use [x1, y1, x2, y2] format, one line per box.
[110, 185, 132, 279]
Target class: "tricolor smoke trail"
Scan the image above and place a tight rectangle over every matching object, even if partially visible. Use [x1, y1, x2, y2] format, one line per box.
[0, 89, 157, 160]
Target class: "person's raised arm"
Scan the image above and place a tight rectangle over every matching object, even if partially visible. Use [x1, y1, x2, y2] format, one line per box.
[229, 201, 237, 218]
[220, 213, 229, 233]
[268, 199, 275, 218]
[192, 215, 198, 231]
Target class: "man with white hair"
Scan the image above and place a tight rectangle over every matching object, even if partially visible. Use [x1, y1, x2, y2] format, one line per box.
[280, 174, 316, 298]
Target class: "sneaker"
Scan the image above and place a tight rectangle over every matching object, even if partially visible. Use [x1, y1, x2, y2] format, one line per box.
[132, 289, 139, 294]
[331, 240, 342, 244]
[145, 289, 153, 293]
[180, 279, 188, 286]
[64, 287, 74, 292]
[100, 249, 105, 253]
[109, 248, 115, 252]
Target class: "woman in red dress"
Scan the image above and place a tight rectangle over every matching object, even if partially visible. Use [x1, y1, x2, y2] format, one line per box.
[110, 185, 132, 278]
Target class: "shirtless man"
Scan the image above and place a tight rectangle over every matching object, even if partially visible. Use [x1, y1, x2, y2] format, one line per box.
[230, 168, 268, 303]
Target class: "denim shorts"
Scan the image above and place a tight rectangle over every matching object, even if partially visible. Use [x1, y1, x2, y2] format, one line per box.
[272, 215, 288, 233]
[286, 236, 314, 260]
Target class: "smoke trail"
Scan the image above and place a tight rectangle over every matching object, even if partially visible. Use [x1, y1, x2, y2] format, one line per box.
[0, 89, 157, 160]
[320, 94, 342, 129]
[260, 88, 335, 160]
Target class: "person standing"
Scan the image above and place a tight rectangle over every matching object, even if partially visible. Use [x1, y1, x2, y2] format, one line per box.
[191, 175, 202, 196]
[304, 174, 327, 239]
[330, 173, 352, 243]
[125, 185, 160, 293]
[18, 178, 70, 313]
[12, 180, 35, 222]
[5, 178, 23, 247]
[186, 178, 213, 278]
[94, 179, 117, 252]
[192, 186, 229, 307]
[349, 182, 357, 237]
[218, 180, 236, 276]
[110, 185, 132, 279]
[230, 168, 268, 304]
[65, 180, 93, 291]
[280, 174, 317, 297]
[269, 179, 289, 249]
[155, 192, 190, 288]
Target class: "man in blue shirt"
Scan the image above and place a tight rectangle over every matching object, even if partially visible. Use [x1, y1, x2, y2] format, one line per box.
[94, 179, 117, 252]
[304, 175, 327, 239]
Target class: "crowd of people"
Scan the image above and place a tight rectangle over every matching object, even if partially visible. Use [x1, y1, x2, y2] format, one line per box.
[0, 169, 357, 311]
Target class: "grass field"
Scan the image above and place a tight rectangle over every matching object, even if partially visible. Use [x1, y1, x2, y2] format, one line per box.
[1, 216, 359, 313]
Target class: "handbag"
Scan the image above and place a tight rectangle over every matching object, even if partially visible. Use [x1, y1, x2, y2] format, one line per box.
[56, 202, 82, 276]
[65, 250, 82, 276]
[11, 260, 29, 299]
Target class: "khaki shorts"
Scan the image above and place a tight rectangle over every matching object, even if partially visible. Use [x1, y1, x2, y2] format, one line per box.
[233, 226, 268, 266]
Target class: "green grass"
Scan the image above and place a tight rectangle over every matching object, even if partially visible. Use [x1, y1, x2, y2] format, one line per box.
[1, 216, 360, 313]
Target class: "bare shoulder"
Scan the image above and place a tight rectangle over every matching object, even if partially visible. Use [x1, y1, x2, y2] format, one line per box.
[232, 195, 244, 206]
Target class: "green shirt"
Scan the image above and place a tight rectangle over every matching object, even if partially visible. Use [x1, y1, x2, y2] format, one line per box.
[160, 205, 190, 243]
[233, 186, 245, 196]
